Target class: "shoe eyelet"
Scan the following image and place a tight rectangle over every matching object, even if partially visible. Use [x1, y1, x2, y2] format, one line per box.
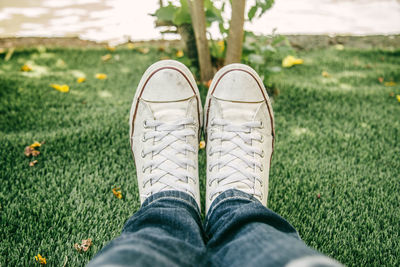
[260, 136, 264, 143]
[261, 150, 265, 158]
[260, 121, 264, 129]
[143, 120, 148, 128]
[208, 165, 212, 172]
[142, 135, 146, 142]
[260, 165, 264, 172]
[142, 166, 145, 173]
[141, 150, 145, 158]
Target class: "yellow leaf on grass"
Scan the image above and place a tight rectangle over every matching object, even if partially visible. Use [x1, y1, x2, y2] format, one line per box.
[137, 47, 150, 54]
[396, 95, 400, 102]
[77, 77, 86, 83]
[29, 160, 38, 167]
[335, 44, 344, 50]
[50, 84, 69, 93]
[21, 64, 32, 72]
[112, 187, 122, 199]
[176, 50, 184, 58]
[95, 73, 107, 80]
[322, 71, 331, 78]
[217, 40, 225, 52]
[106, 46, 116, 52]
[282, 56, 303, 68]
[384, 81, 396, 87]
[101, 54, 112, 61]
[35, 254, 46, 265]
[199, 140, 206, 149]
[126, 43, 135, 50]
[29, 141, 41, 148]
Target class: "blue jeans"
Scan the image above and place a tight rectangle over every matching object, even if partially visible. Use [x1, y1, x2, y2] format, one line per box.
[88, 190, 342, 267]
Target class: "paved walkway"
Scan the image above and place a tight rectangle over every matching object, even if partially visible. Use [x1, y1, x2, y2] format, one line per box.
[0, 0, 399, 44]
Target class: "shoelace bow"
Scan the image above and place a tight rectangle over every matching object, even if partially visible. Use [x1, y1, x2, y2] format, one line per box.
[208, 118, 264, 200]
[140, 118, 196, 198]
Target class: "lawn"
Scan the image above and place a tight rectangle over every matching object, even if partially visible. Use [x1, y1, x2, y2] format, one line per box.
[0, 43, 399, 266]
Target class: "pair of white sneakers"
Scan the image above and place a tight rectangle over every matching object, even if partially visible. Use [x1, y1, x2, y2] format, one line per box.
[129, 60, 274, 213]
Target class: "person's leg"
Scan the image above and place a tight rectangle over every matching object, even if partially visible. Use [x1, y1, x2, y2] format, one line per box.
[89, 190, 206, 267]
[204, 189, 342, 267]
[89, 60, 205, 266]
[203, 64, 342, 266]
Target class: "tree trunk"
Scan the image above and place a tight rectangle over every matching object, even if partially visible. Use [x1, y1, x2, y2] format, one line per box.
[178, 24, 199, 68]
[187, 0, 213, 83]
[225, 0, 246, 65]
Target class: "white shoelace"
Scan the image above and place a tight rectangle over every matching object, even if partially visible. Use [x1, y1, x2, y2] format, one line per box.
[140, 118, 196, 198]
[208, 118, 264, 200]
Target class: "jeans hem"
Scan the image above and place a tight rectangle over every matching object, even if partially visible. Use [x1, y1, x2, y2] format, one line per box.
[205, 189, 260, 229]
[142, 190, 201, 215]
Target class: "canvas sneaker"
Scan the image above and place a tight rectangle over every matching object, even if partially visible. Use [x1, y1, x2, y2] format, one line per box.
[129, 60, 203, 208]
[204, 64, 275, 212]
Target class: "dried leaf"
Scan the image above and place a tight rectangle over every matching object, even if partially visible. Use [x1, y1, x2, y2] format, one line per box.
[50, 84, 69, 93]
[137, 47, 150, 54]
[282, 55, 303, 68]
[55, 59, 66, 68]
[384, 81, 396, 87]
[74, 238, 92, 253]
[35, 254, 47, 264]
[106, 46, 116, 52]
[95, 73, 107, 80]
[317, 193, 321, 199]
[5, 47, 14, 61]
[29, 141, 41, 148]
[378, 77, 384, 83]
[322, 71, 331, 78]
[21, 64, 32, 72]
[206, 79, 212, 89]
[29, 160, 38, 167]
[31, 150, 40, 156]
[101, 54, 112, 61]
[335, 44, 344, 50]
[217, 40, 225, 52]
[176, 50, 184, 58]
[77, 77, 86, 83]
[112, 187, 122, 199]
[199, 140, 206, 149]
[24, 146, 40, 157]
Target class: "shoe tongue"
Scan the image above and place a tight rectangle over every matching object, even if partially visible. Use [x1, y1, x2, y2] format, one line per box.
[148, 100, 190, 191]
[218, 100, 261, 192]
[150, 101, 187, 121]
[219, 100, 260, 123]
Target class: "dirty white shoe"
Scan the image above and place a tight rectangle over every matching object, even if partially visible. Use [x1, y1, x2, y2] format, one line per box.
[204, 64, 275, 213]
[129, 60, 203, 208]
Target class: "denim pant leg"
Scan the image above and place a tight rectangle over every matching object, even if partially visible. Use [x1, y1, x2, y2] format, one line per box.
[88, 190, 206, 267]
[204, 189, 343, 267]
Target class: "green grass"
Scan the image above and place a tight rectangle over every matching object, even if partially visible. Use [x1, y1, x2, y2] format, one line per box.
[1, 45, 399, 266]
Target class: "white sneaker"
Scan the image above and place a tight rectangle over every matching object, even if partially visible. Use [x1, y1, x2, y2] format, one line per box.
[129, 60, 203, 208]
[204, 64, 275, 212]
